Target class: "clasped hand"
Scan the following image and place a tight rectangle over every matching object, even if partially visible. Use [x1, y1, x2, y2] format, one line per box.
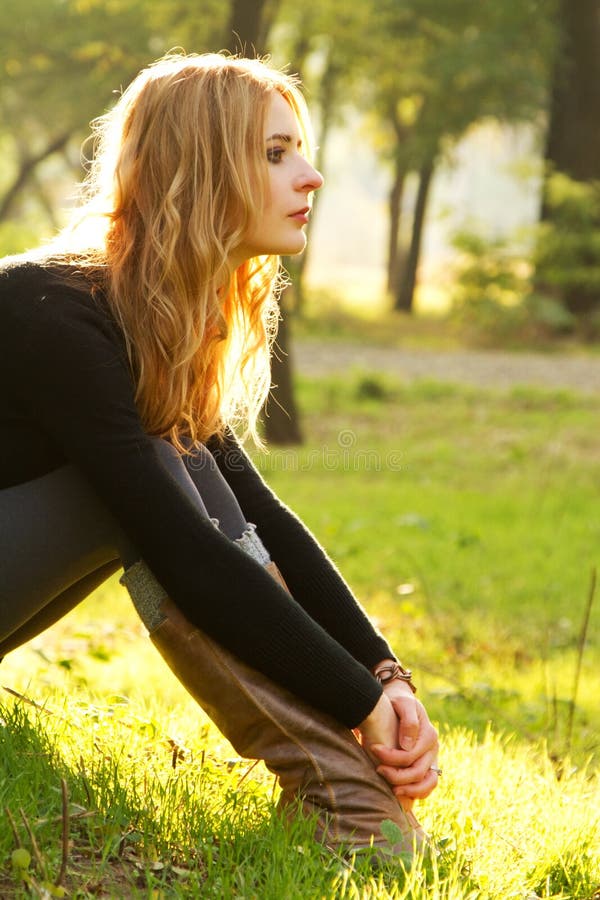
[357, 681, 439, 809]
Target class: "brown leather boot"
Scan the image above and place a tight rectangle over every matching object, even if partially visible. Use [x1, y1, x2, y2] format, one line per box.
[121, 560, 426, 858]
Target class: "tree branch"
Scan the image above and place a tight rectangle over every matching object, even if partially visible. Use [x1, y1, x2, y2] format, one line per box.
[0, 130, 73, 222]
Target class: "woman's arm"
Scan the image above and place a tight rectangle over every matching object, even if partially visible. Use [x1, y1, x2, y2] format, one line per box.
[207, 430, 397, 670]
[209, 431, 440, 797]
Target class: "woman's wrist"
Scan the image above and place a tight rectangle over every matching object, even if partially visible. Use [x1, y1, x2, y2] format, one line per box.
[372, 657, 396, 674]
[372, 658, 417, 694]
[358, 691, 393, 734]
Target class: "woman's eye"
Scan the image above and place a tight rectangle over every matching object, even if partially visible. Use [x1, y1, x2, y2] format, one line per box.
[267, 147, 284, 164]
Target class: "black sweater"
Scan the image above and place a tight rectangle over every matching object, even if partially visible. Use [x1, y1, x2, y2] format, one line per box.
[0, 262, 393, 727]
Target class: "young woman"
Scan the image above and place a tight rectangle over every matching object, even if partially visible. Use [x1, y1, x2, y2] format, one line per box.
[0, 52, 439, 858]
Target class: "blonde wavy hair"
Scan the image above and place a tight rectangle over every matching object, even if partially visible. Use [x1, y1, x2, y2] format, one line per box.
[38, 52, 315, 448]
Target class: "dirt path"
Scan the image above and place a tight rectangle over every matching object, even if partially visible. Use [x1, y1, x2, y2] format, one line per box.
[294, 339, 600, 394]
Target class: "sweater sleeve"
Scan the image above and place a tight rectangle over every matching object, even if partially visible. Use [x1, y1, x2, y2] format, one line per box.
[11, 284, 382, 728]
[207, 431, 396, 671]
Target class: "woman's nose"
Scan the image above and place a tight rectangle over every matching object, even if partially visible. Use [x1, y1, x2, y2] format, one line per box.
[297, 161, 324, 192]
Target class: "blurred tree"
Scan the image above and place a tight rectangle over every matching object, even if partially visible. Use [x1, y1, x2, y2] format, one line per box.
[221, 0, 304, 443]
[1, 0, 145, 225]
[271, 0, 556, 315]
[2, 0, 571, 345]
[273, 0, 375, 312]
[535, 173, 600, 333]
[539, 0, 600, 319]
[362, 0, 557, 312]
[226, 0, 281, 54]
[544, 0, 600, 183]
[0, 0, 226, 232]
[260, 0, 376, 442]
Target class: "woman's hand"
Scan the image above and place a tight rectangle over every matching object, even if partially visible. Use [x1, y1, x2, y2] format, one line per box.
[357, 691, 399, 762]
[357, 675, 440, 808]
[371, 680, 439, 802]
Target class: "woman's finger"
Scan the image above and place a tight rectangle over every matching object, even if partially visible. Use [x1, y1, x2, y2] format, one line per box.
[388, 693, 420, 752]
[369, 724, 438, 769]
[393, 767, 439, 800]
[376, 752, 438, 787]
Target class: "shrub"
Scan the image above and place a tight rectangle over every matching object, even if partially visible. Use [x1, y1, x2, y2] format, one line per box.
[535, 172, 600, 335]
[449, 229, 578, 345]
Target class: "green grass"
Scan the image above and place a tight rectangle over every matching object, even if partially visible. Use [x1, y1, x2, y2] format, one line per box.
[293, 289, 467, 351]
[2, 374, 599, 897]
[293, 286, 600, 353]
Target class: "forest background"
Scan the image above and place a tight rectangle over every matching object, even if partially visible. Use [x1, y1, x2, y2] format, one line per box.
[2, 0, 600, 436]
[1, 1, 599, 897]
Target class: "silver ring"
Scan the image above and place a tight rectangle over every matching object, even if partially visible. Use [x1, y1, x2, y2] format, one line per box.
[429, 765, 442, 776]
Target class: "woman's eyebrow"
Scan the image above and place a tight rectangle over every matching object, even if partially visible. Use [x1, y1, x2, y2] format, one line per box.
[265, 133, 292, 143]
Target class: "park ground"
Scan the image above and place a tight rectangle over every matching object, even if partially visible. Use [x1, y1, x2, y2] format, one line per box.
[1, 329, 599, 898]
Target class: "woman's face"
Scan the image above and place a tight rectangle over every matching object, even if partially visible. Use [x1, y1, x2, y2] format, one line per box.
[232, 91, 324, 265]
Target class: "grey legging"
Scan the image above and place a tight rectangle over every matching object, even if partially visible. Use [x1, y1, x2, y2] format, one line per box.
[0, 439, 257, 657]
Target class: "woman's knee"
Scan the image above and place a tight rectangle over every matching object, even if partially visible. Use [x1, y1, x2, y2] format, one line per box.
[149, 438, 248, 540]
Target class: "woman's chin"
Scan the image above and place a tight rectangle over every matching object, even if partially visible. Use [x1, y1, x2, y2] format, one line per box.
[278, 238, 308, 258]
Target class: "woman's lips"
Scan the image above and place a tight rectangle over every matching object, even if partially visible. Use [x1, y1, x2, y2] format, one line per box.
[289, 207, 310, 224]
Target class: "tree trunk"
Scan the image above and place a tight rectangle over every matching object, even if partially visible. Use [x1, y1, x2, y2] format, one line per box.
[386, 159, 406, 296]
[394, 158, 434, 313]
[257, 0, 282, 51]
[223, 0, 302, 443]
[262, 15, 314, 442]
[226, 0, 280, 54]
[543, 0, 600, 184]
[539, 0, 600, 317]
[263, 284, 303, 444]
[386, 110, 408, 297]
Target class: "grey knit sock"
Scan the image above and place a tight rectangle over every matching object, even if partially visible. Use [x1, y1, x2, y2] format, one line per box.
[234, 522, 271, 565]
[120, 561, 169, 631]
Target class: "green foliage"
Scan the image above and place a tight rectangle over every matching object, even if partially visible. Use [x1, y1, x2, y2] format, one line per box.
[1, 0, 227, 130]
[449, 229, 578, 344]
[360, 0, 558, 168]
[451, 230, 528, 305]
[449, 174, 600, 340]
[0, 0, 228, 229]
[536, 173, 600, 329]
[0, 221, 47, 258]
[309, 0, 560, 311]
[450, 174, 600, 342]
